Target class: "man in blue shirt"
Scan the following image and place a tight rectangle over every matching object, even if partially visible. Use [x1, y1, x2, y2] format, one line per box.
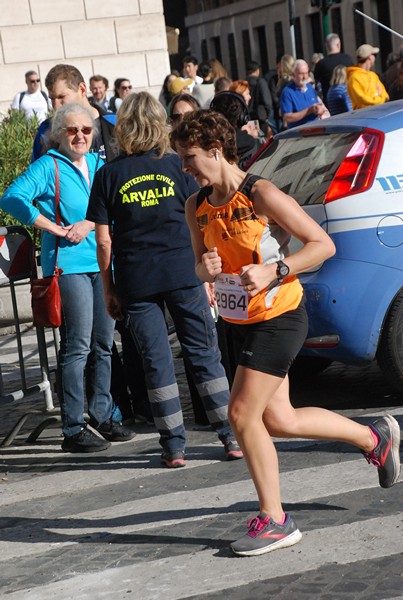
[280, 59, 327, 129]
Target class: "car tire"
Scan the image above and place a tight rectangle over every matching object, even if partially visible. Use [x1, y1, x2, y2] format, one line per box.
[377, 289, 403, 394]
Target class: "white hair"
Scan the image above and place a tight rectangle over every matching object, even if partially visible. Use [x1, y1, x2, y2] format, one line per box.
[292, 59, 309, 74]
[50, 103, 96, 147]
[326, 33, 340, 52]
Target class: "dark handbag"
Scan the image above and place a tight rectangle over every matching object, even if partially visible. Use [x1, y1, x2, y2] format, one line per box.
[257, 104, 268, 122]
[30, 157, 63, 328]
[251, 79, 268, 124]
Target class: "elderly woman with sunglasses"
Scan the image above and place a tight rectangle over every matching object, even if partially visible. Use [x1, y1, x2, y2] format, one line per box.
[0, 103, 134, 453]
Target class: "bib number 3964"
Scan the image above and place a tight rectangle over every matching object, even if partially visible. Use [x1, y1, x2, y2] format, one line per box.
[214, 273, 248, 320]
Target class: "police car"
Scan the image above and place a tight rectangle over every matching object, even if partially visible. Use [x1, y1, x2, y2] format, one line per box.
[248, 100, 403, 392]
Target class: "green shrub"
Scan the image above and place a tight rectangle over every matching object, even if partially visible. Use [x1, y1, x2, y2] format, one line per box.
[0, 109, 40, 227]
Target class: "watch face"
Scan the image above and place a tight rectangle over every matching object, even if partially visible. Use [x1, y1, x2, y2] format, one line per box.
[277, 261, 289, 277]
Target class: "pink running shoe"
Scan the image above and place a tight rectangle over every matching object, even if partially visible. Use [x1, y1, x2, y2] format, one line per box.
[223, 440, 244, 461]
[362, 415, 401, 488]
[231, 513, 302, 556]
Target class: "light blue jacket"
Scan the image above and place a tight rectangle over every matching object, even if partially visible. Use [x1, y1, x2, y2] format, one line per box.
[0, 149, 103, 277]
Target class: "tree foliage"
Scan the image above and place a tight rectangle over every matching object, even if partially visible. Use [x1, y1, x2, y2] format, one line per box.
[0, 110, 39, 227]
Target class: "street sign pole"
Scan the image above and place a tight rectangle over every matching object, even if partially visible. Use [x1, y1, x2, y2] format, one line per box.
[354, 8, 403, 40]
[322, 0, 330, 41]
[288, 0, 296, 57]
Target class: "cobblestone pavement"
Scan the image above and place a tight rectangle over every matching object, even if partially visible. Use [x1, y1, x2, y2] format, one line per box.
[0, 327, 402, 599]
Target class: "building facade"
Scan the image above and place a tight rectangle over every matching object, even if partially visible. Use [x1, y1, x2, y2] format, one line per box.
[0, 0, 171, 114]
[184, 0, 403, 78]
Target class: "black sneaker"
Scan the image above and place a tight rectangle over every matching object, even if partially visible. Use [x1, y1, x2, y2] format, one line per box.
[96, 420, 136, 442]
[62, 428, 111, 453]
[160, 450, 186, 468]
[362, 415, 401, 488]
[231, 513, 302, 557]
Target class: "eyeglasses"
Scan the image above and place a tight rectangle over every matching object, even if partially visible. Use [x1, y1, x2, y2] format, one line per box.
[29, 79, 40, 83]
[120, 85, 132, 90]
[170, 113, 182, 123]
[62, 126, 93, 136]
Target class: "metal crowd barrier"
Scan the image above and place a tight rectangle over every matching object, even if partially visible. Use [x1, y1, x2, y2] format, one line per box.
[0, 225, 60, 446]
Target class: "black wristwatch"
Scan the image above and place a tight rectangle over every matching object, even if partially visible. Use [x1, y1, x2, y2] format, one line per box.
[276, 260, 290, 283]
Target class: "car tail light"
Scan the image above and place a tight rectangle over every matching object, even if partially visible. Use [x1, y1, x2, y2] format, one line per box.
[324, 129, 384, 203]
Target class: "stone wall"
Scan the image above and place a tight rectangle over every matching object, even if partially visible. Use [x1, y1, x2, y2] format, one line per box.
[0, 0, 171, 114]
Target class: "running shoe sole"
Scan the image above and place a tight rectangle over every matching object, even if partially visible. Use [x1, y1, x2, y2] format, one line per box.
[231, 528, 302, 557]
[160, 454, 186, 468]
[380, 415, 401, 487]
[225, 449, 244, 461]
[61, 440, 111, 453]
[223, 441, 244, 461]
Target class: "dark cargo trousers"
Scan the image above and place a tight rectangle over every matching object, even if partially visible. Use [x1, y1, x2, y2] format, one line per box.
[126, 285, 234, 454]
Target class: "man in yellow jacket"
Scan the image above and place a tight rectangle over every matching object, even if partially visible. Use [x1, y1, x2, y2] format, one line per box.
[347, 44, 389, 109]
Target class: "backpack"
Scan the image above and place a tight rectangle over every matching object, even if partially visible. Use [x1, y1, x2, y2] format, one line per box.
[19, 90, 49, 105]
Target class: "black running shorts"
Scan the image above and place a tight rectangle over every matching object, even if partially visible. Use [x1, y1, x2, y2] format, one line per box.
[228, 301, 309, 378]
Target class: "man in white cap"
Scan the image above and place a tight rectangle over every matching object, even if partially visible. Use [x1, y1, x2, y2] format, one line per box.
[347, 44, 389, 109]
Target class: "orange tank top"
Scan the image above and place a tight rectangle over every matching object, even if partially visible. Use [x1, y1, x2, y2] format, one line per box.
[195, 174, 303, 324]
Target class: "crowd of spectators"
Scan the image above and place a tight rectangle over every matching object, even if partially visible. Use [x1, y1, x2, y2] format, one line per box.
[11, 34, 401, 134]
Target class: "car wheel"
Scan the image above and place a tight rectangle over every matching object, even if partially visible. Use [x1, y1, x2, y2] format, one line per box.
[289, 356, 333, 382]
[377, 290, 403, 393]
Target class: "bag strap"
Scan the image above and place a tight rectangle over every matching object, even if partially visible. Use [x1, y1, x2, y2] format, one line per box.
[51, 157, 61, 274]
[20, 90, 48, 104]
[33, 156, 61, 277]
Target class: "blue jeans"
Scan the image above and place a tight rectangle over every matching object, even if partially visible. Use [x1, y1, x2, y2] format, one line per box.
[57, 273, 115, 436]
[125, 285, 233, 453]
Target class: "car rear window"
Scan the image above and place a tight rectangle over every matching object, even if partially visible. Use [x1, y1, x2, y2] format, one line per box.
[249, 132, 359, 206]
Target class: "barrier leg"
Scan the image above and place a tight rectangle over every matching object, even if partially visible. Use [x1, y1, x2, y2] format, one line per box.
[26, 415, 61, 443]
[36, 327, 55, 411]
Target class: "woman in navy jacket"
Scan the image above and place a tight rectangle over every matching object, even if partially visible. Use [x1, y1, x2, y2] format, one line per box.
[87, 92, 243, 468]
